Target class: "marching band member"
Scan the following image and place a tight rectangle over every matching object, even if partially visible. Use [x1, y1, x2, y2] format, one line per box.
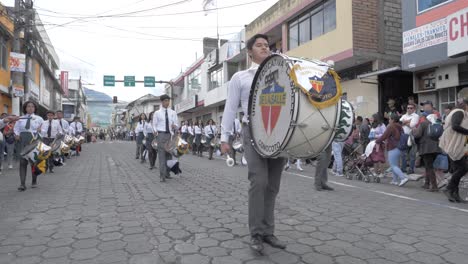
[41, 111, 63, 173]
[187, 121, 194, 152]
[56, 110, 69, 163]
[221, 34, 287, 252]
[14, 101, 44, 191]
[135, 113, 147, 163]
[194, 120, 204, 157]
[181, 121, 188, 141]
[152, 94, 178, 182]
[229, 117, 242, 165]
[70, 117, 83, 156]
[145, 112, 157, 170]
[204, 119, 217, 160]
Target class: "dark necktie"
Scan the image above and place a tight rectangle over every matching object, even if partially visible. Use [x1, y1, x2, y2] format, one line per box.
[25, 115, 31, 130]
[59, 120, 63, 128]
[210, 125, 213, 134]
[165, 109, 169, 133]
[47, 120, 52, 138]
[233, 121, 236, 134]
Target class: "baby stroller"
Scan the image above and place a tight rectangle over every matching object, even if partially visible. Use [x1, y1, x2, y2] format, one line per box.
[343, 141, 380, 183]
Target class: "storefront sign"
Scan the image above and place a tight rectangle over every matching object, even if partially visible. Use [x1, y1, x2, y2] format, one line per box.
[403, 17, 447, 54]
[175, 95, 198, 114]
[448, 7, 468, 57]
[13, 84, 24, 97]
[60, 71, 69, 96]
[9, 52, 26, 72]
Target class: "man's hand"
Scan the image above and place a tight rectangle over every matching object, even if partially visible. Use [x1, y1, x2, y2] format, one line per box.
[220, 142, 231, 154]
[4, 116, 19, 123]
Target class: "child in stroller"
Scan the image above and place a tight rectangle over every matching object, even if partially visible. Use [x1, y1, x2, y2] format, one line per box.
[343, 140, 382, 183]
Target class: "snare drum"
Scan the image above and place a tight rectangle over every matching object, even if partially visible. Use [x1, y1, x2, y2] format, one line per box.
[20, 140, 52, 164]
[248, 54, 354, 159]
[50, 139, 62, 156]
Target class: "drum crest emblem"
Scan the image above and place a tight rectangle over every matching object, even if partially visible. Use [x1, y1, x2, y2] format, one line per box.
[259, 82, 286, 136]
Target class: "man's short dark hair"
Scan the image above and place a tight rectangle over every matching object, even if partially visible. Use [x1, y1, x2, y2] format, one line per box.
[356, 116, 363, 122]
[247, 34, 269, 50]
[46, 110, 55, 115]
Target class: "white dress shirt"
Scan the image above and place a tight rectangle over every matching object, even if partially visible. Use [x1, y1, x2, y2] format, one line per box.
[204, 125, 217, 137]
[221, 63, 258, 142]
[135, 121, 145, 133]
[70, 121, 83, 134]
[194, 125, 203, 135]
[68, 125, 76, 136]
[57, 118, 69, 134]
[41, 119, 64, 138]
[232, 118, 242, 135]
[181, 125, 188, 133]
[152, 107, 179, 134]
[188, 126, 194, 136]
[143, 122, 154, 136]
[400, 112, 420, 134]
[14, 114, 44, 136]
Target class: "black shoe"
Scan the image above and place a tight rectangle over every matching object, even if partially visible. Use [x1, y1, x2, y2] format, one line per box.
[136, 157, 139, 159]
[322, 185, 334, 191]
[263, 234, 286, 249]
[49, 169, 54, 173]
[453, 190, 463, 203]
[443, 189, 457, 202]
[250, 235, 264, 252]
[18, 185, 26, 192]
[160, 177, 166, 182]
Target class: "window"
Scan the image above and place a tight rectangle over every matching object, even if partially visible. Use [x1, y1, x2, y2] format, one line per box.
[417, 0, 452, 13]
[288, 0, 336, 49]
[188, 67, 201, 90]
[439, 87, 457, 111]
[0, 38, 7, 70]
[209, 67, 223, 91]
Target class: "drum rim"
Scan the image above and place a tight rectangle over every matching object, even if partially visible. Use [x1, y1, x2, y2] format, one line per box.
[248, 54, 299, 158]
[333, 99, 355, 143]
[20, 140, 39, 156]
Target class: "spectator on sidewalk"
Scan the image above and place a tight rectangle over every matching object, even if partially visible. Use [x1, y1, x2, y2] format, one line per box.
[369, 113, 386, 177]
[400, 103, 420, 174]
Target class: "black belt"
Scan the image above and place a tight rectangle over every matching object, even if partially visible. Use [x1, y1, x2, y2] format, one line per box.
[157, 131, 170, 134]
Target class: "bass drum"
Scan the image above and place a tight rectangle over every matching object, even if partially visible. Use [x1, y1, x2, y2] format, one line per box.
[248, 54, 354, 159]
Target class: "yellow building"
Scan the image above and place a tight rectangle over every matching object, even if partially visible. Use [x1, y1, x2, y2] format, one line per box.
[0, 3, 14, 114]
[246, 0, 411, 118]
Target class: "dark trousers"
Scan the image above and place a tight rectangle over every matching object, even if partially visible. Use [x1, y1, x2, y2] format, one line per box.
[146, 133, 157, 167]
[19, 132, 36, 186]
[157, 132, 172, 179]
[315, 144, 332, 188]
[447, 156, 468, 192]
[43, 138, 54, 172]
[421, 153, 437, 189]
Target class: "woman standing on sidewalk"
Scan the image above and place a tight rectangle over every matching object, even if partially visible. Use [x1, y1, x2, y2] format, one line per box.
[135, 113, 147, 162]
[369, 113, 387, 177]
[14, 101, 44, 191]
[375, 114, 409, 187]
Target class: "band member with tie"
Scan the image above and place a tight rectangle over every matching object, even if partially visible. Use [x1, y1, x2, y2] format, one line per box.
[187, 121, 194, 153]
[181, 121, 188, 141]
[135, 113, 147, 163]
[70, 117, 83, 156]
[229, 117, 242, 165]
[194, 120, 204, 157]
[204, 119, 217, 160]
[56, 110, 69, 163]
[41, 111, 63, 173]
[145, 112, 157, 170]
[14, 101, 44, 191]
[221, 34, 287, 252]
[152, 94, 178, 182]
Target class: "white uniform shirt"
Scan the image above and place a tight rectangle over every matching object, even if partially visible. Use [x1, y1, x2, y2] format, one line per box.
[135, 121, 145, 133]
[13, 114, 44, 136]
[41, 119, 64, 138]
[68, 125, 75, 136]
[232, 118, 242, 135]
[204, 125, 217, 137]
[143, 122, 154, 136]
[70, 121, 83, 134]
[194, 125, 203, 135]
[221, 63, 258, 142]
[57, 118, 69, 134]
[188, 126, 194, 136]
[399, 113, 419, 134]
[152, 107, 179, 134]
[181, 125, 188, 133]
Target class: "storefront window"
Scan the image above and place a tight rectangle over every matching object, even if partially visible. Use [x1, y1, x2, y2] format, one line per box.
[209, 67, 223, 91]
[417, 0, 452, 13]
[0, 38, 7, 70]
[439, 87, 457, 111]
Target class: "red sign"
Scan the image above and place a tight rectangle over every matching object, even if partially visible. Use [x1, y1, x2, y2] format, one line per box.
[60, 71, 69, 97]
[197, 100, 204, 107]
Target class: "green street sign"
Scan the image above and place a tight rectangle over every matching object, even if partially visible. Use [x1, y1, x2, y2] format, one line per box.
[124, 76, 135, 87]
[103, 75, 115, 87]
[144, 76, 155, 87]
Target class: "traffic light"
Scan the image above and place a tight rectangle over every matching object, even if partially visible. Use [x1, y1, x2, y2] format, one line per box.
[113, 96, 117, 103]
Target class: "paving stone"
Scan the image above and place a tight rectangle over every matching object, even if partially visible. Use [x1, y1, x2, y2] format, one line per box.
[302, 252, 334, 264]
[47, 238, 75, 247]
[71, 239, 99, 249]
[174, 243, 200, 254]
[16, 245, 47, 257]
[167, 230, 191, 240]
[194, 238, 219, 248]
[97, 240, 127, 252]
[70, 248, 100, 260]
[95, 250, 128, 264]
[212, 256, 242, 264]
[99, 232, 123, 241]
[269, 251, 300, 264]
[125, 241, 154, 254]
[42, 247, 72, 258]
[11, 256, 42, 264]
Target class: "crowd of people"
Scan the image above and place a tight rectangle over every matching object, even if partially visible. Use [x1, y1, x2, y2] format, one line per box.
[0, 101, 86, 192]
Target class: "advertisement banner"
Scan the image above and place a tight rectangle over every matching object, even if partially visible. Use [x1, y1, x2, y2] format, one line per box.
[448, 7, 468, 57]
[60, 71, 69, 96]
[175, 95, 198, 114]
[403, 18, 447, 54]
[13, 84, 24, 97]
[9, 52, 26, 72]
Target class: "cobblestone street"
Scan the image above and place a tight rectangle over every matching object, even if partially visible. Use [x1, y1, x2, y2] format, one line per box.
[0, 141, 467, 264]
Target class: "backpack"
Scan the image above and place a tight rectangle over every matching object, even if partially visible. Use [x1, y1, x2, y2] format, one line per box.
[427, 123, 444, 140]
[398, 132, 410, 151]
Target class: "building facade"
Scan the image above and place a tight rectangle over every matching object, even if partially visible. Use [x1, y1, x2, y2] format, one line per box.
[245, 0, 408, 118]
[0, 3, 13, 114]
[125, 94, 161, 131]
[64, 79, 87, 123]
[401, 0, 468, 110]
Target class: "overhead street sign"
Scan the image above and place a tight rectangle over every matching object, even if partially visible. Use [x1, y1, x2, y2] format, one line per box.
[144, 76, 156, 87]
[103, 75, 115, 87]
[124, 76, 135, 87]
